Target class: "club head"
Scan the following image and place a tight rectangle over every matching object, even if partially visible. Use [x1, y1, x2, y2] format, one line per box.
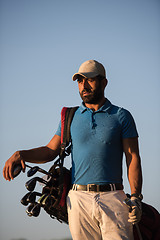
[26, 202, 41, 217]
[25, 177, 48, 191]
[27, 192, 42, 203]
[26, 203, 36, 216]
[21, 192, 32, 206]
[37, 193, 50, 205]
[30, 203, 41, 217]
[41, 195, 54, 207]
[27, 166, 39, 177]
[25, 178, 37, 191]
[12, 164, 22, 178]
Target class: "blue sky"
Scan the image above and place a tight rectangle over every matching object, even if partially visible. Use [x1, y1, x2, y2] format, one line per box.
[0, 1, 160, 240]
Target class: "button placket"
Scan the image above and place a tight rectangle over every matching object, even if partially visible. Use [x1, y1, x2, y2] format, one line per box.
[91, 113, 97, 129]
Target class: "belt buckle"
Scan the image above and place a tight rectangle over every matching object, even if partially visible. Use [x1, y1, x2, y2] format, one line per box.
[87, 184, 91, 191]
[87, 184, 99, 192]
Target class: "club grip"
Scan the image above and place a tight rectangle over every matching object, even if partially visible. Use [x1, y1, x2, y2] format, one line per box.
[13, 164, 22, 178]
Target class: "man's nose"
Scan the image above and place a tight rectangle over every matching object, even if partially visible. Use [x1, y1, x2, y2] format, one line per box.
[83, 79, 89, 88]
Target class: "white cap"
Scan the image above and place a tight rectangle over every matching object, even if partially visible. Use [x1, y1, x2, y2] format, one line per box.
[72, 60, 106, 81]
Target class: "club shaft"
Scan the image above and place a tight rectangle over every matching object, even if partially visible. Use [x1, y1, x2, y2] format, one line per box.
[25, 164, 52, 177]
[135, 224, 143, 240]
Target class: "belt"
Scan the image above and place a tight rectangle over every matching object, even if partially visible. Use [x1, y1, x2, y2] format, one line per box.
[72, 183, 123, 192]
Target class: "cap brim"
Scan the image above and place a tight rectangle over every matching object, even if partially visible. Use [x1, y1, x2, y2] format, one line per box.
[72, 72, 99, 81]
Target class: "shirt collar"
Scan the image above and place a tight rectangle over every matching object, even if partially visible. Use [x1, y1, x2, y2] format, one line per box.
[79, 98, 112, 114]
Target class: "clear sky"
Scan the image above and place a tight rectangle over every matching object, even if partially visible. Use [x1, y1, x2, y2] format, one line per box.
[0, 1, 160, 240]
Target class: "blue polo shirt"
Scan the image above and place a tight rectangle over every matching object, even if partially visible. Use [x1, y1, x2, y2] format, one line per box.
[56, 99, 138, 185]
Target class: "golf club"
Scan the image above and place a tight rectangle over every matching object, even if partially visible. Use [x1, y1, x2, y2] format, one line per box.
[21, 192, 32, 206]
[29, 203, 41, 217]
[25, 177, 48, 191]
[12, 164, 22, 178]
[27, 191, 42, 203]
[12, 163, 53, 178]
[26, 203, 36, 216]
[37, 193, 48, 205]
[41, 194, 55, 207]
[27, 165, 53, 177]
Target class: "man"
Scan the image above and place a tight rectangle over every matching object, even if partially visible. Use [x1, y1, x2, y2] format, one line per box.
[3, 60, 143, 240]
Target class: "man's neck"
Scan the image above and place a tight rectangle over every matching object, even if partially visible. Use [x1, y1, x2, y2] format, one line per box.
[84, 97, 106, 112]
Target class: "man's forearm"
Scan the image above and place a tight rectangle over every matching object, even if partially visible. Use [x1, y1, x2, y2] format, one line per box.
[18, 146, 60, 164]
[3, 146, 60, 181]
[3, 134, 61, 181]
[127, 155, 143, 195]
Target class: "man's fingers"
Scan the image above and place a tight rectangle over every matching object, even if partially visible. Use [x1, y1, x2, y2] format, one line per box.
[128, 206, 141, 224]
[21, 160, 26, 172]
[10, 163, 15, 180]
[3, 164, 11, 181]
[3, 166, 8, 180]
[128, 217, 140, 224]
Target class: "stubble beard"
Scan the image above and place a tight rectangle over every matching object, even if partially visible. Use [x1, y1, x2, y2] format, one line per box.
[79, 84, 104, 104]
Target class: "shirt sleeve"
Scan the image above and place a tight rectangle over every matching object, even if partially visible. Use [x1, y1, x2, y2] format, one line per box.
[118, 108, 139, 138]
[55, 120, 61, 136]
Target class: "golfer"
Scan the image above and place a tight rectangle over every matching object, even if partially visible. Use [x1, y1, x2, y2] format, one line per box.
[3, 60, 143, 240]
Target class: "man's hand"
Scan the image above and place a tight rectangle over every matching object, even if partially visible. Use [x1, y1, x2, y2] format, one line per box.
[3, 151, 25, 181]
[128, 196, 142, 224]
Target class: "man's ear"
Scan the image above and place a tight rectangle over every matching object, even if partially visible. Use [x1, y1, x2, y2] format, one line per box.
[103, 78, 108, 89]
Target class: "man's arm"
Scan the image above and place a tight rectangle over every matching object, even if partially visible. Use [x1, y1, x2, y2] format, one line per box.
[3, 134, 61, 181]
[123, 137, 142, 195]
[123, 137, 143, 224]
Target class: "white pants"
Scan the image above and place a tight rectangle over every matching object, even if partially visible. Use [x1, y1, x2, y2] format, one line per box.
[67, 190, 133, 240]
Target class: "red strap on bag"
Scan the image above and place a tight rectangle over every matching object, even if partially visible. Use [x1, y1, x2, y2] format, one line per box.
[61, 107, 68, 145]
[59, 170, 71, 207]
[58, 106, 78, 208]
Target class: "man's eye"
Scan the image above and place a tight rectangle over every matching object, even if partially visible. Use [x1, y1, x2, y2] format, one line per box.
[88, 79, 94, 83]
[77, 80, 82, 83]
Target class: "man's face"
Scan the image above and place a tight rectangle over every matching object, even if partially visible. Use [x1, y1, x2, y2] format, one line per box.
[77, 76, 105, 104]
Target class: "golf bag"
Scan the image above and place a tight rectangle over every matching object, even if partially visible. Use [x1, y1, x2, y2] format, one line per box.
[40, 106, 78, 223]
[20, 106, 78, 223]
[41, 165, 71, 223]
[133, 201, 160, 240]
